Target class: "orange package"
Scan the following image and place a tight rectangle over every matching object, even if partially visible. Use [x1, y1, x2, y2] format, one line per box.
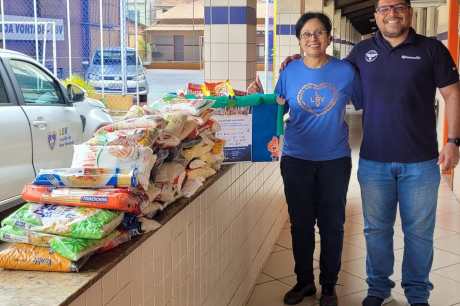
[201, 81, 235, 96]
[22, 185, 147, 214]
[0, 243, 87, 272]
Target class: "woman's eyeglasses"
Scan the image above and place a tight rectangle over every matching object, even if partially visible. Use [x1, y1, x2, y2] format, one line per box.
[300, 30, 328, 40]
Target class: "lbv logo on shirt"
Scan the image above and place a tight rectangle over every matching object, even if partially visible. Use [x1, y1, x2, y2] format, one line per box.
[365, 50, 379, 62]
[297, 83, 338, 116]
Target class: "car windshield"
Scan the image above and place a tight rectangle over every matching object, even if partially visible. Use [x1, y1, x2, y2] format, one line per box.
[92, 50, 140, 65]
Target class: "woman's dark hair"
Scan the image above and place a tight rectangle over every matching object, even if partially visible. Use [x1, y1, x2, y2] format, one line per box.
[295, 12, 332, 40]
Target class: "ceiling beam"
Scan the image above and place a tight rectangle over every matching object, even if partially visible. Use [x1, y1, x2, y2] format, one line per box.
[341, 0, 375, 14]
[335, 0, 364, 10]
[345, 6, 375, 19]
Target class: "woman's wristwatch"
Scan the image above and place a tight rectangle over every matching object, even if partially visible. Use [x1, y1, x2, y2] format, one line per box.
[447, 138, 460, 147]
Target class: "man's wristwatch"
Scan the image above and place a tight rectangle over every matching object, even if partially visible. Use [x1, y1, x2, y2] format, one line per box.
[447, 138, 460, 147]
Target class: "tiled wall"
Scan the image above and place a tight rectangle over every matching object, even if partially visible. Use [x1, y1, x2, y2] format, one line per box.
[69, 162, 288, 306]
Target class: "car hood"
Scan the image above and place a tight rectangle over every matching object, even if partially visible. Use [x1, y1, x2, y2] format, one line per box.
[87, 65, 144, 77]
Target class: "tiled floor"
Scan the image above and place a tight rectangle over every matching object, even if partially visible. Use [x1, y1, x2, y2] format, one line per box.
[246, 112, 460, 306]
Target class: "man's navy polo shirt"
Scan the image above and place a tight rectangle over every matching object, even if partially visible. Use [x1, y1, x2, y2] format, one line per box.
[347, 28, 459, 163]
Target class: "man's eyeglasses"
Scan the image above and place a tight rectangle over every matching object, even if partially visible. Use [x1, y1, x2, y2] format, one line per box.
[300, 30, 328, 40]
[375, 3, 410, 14]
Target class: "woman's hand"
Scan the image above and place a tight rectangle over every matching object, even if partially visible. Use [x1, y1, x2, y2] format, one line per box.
[276, 96, 286, 105]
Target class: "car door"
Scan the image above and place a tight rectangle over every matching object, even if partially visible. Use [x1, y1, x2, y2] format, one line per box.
[7, 58, 83, 171]
[0, 61, 35, 206]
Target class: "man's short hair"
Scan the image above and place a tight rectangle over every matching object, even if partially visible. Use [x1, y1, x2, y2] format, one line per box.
[374, 0, 411, 9]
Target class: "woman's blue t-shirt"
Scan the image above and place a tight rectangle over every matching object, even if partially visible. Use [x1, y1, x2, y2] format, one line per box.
[275, 57, 361, 161]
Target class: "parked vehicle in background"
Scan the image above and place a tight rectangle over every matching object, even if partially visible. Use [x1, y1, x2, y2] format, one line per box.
[84, 47, 149, 102]
[0, 49, 113, 211]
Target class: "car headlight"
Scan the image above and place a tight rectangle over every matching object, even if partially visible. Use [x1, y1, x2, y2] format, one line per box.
[135, 73, 146, 81]
[88, 73, 100, 81]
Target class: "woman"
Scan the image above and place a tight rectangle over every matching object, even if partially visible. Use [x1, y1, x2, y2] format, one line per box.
[275, 12, 361, 306]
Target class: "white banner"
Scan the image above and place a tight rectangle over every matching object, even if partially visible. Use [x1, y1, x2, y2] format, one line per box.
[0, 15, 64, 41]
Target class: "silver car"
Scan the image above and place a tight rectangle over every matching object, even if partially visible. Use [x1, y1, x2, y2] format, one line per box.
[85, 47, 148, 102]
[0, 49, 112, 210]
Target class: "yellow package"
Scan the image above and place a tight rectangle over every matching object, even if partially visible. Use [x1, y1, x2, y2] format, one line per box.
[201, 80, 235, 97]
[0, 243, 86, 272]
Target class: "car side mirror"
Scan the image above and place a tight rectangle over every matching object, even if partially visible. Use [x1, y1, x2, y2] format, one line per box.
[67, 84, 86, 103]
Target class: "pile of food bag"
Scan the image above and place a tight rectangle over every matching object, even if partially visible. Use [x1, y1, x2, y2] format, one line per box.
[0, 96, 224, 272]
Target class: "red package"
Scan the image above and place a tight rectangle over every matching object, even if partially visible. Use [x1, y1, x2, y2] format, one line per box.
[22, 184, 147, 214]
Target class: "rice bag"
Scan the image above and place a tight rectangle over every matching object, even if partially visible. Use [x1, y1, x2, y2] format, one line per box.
[2, 203, 123, 239]
[156, 132, 181, 148]
[163, 112, 187, 138]
[86, 128, 159, 147]
[140, 202, 162, 217]
[96, 230, 131, 254]
[200, 151, 225, 170]
[155, 162, 186, 188]
[148, 98, 213, 116]
[71, 145, 156, 191]
[0, 224, 55, 247]
[139, 218, 162, 232]
[22, 185, 147, 214]
[0, 243, 88, 272]
[49, 230, 123, 261]
[182, 137, 215, 161]
[188, 159, 207, 169]
[97, 115, 166, 133]
[33, 168, 141, 189]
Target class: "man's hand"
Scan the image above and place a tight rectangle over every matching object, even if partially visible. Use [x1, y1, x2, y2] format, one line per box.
[247, 75, 264, 94]
[438, 143, 459, 171]
[280, 54, 302, 71]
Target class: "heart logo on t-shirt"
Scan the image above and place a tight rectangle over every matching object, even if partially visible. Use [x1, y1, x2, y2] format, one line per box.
[296, 83, 338, 116]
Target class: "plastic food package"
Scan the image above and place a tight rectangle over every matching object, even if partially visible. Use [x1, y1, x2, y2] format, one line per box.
[181, 177, 204, 198]
[71, 144, 156, 191]
[201, 81, 235, 97]
[155, 183, 181, 203]
[2, 203, 123, 239]
[0, 224, 55, 247]
[96, 230, 131, 254]
[123, 105, 145, 119]
[22, 185, 147, 214]
[188, 159, 207, 169]
[179, 118, 200, 140]
[163, 112, 187, 138]
[155, 162, 186, 188]
[33, 168, 141, 189]
[187, 166, 216, 181]
[98, 115, 166, 133]
[156, 132, 181, 149]
[145, 184, 161, 202]
[0, 243, 88, 272]
[139, 218, 162, 233]
[182, 137, 215, 161]
[186, 82, 203, 96]
[200, 151, 225, 170]
[86, 128, 159, 147]
[49, 230, 122, 261]
[148, 98, 213, 116]
[140, 201, 162, 217]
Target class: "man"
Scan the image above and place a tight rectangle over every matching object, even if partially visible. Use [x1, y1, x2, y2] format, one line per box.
[348, 1, 459, 305]
[282, 0, 460, 305]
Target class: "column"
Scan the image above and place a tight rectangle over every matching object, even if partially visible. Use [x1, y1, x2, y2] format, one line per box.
[416, 7, 427, 35]
[333, 9, 342, 58]
[426, 6, 438, 37]
[411, 7, 418, 29]
[274, 0, 302, 80]
[204, 0, 257, 91]
[340, 16, 347, 58]
[323, 0, 335, 55]
[304, 0, 323, 12]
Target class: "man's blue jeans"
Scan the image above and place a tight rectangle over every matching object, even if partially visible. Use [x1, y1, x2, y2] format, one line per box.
[357, 158, 440, 305]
